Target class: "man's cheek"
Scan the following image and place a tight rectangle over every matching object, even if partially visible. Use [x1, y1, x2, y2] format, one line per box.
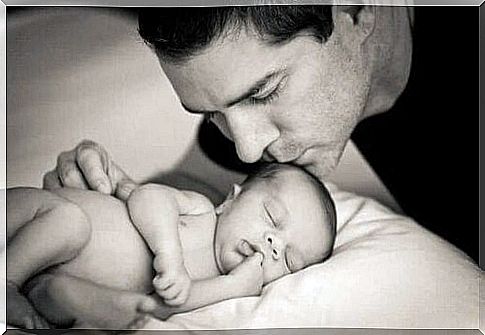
[308, 149, 342, 179]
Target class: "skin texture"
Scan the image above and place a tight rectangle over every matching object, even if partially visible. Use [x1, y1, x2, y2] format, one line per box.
[214, 167, 333, 284]
[160, 8, 376, 182]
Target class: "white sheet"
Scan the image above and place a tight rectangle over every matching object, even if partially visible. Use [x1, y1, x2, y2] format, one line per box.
[138, 183, 480, 330]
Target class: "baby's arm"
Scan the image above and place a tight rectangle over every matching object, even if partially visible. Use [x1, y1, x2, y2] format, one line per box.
[127, 184, 214, 306]
[141, 252, 264, 321]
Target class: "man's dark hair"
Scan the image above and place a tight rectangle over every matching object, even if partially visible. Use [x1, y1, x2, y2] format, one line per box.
[138, 6, 333, 62]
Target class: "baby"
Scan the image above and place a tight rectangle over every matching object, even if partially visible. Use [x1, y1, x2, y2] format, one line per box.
[7, 163, 336, 329]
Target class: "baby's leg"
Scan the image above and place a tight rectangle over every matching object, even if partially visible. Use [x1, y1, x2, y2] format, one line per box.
[26, 273, 154, 329]
[7, 187, 91, 328]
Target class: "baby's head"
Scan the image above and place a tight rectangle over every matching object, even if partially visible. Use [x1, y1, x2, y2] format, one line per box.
[214, 163, 336, 284]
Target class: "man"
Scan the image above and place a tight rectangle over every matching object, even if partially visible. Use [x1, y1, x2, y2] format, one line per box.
[44, 5, 412, 202]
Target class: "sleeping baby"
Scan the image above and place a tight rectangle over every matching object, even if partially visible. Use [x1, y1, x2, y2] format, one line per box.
[7, 163, 336, 329]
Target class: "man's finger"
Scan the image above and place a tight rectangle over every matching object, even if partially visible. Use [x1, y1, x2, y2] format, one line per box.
[42, 170, 62, 189]
[76, 145, 112, 194]
[57, 161, 88, 189]
[57, 154, 89, 190]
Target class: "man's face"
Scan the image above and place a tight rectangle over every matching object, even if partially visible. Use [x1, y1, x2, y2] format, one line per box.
[214, 168, 333, 284]
[160, 18, 372, 179]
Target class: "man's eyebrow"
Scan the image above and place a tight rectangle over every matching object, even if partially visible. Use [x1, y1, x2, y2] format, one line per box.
[180, 68, 286, 114]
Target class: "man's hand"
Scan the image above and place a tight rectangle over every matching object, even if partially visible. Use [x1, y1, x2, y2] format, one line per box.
[228, 252, 264, 297]
[152, 255, 192, 307]
[43, 140, 137, 200]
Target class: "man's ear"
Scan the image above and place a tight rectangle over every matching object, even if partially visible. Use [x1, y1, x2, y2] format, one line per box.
[215, 184, 242, 215]
[332, 5, 376, 43]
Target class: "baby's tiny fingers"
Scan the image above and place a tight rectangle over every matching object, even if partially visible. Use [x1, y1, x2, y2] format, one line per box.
[153, 275, 172, 291]
[163, 289, 188, 307]
[159, 284, 181, 301]
[253, 252, 264, 264]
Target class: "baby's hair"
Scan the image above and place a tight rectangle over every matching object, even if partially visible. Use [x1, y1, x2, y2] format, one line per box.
[244, 163, 337, 260]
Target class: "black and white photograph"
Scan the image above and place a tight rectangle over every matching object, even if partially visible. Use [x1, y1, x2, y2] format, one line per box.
[3, 1, 482, 332]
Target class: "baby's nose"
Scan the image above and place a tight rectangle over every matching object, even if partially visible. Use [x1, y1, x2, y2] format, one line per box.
[265, 234, 281, 260]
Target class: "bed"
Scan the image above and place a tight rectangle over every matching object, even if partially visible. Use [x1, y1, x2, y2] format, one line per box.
[4, 7, 481, 330]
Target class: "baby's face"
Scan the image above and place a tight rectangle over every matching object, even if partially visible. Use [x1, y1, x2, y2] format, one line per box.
[214, 168, 334, 284]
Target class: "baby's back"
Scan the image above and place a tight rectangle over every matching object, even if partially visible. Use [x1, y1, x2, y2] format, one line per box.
[51, 188, 153, 293]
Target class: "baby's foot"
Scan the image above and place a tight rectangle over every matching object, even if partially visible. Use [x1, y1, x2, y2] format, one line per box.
[64, 283, 152, 329]
[7, 282, 49, 329]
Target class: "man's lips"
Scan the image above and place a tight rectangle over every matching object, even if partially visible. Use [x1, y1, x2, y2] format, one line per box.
[262, 149, 310, 165]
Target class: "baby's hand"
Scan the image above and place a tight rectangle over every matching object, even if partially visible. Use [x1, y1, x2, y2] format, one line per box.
[152, 255, 192, 306]
[228, 252, 264, 296]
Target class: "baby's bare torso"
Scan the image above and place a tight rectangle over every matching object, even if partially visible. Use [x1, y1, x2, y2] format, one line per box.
[50, 188, 218, 293]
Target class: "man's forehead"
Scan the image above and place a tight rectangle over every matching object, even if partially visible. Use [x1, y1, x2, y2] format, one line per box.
[159, 32, 307, 111]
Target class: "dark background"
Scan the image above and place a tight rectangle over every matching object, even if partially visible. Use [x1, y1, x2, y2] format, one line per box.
[197, 7, 479, 263]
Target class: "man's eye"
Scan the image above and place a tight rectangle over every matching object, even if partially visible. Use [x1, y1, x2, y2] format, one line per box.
[248, 89, 280, 105]
[248, 78, 286, 106]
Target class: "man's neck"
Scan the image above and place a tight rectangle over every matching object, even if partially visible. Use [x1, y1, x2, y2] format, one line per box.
[362, 7, 414, 120]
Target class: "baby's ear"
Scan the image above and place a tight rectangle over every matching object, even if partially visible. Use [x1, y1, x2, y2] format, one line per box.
[215, 184, 242, 215]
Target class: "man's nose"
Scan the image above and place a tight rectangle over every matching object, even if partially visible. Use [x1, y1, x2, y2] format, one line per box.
[224, 110, 279, 163]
